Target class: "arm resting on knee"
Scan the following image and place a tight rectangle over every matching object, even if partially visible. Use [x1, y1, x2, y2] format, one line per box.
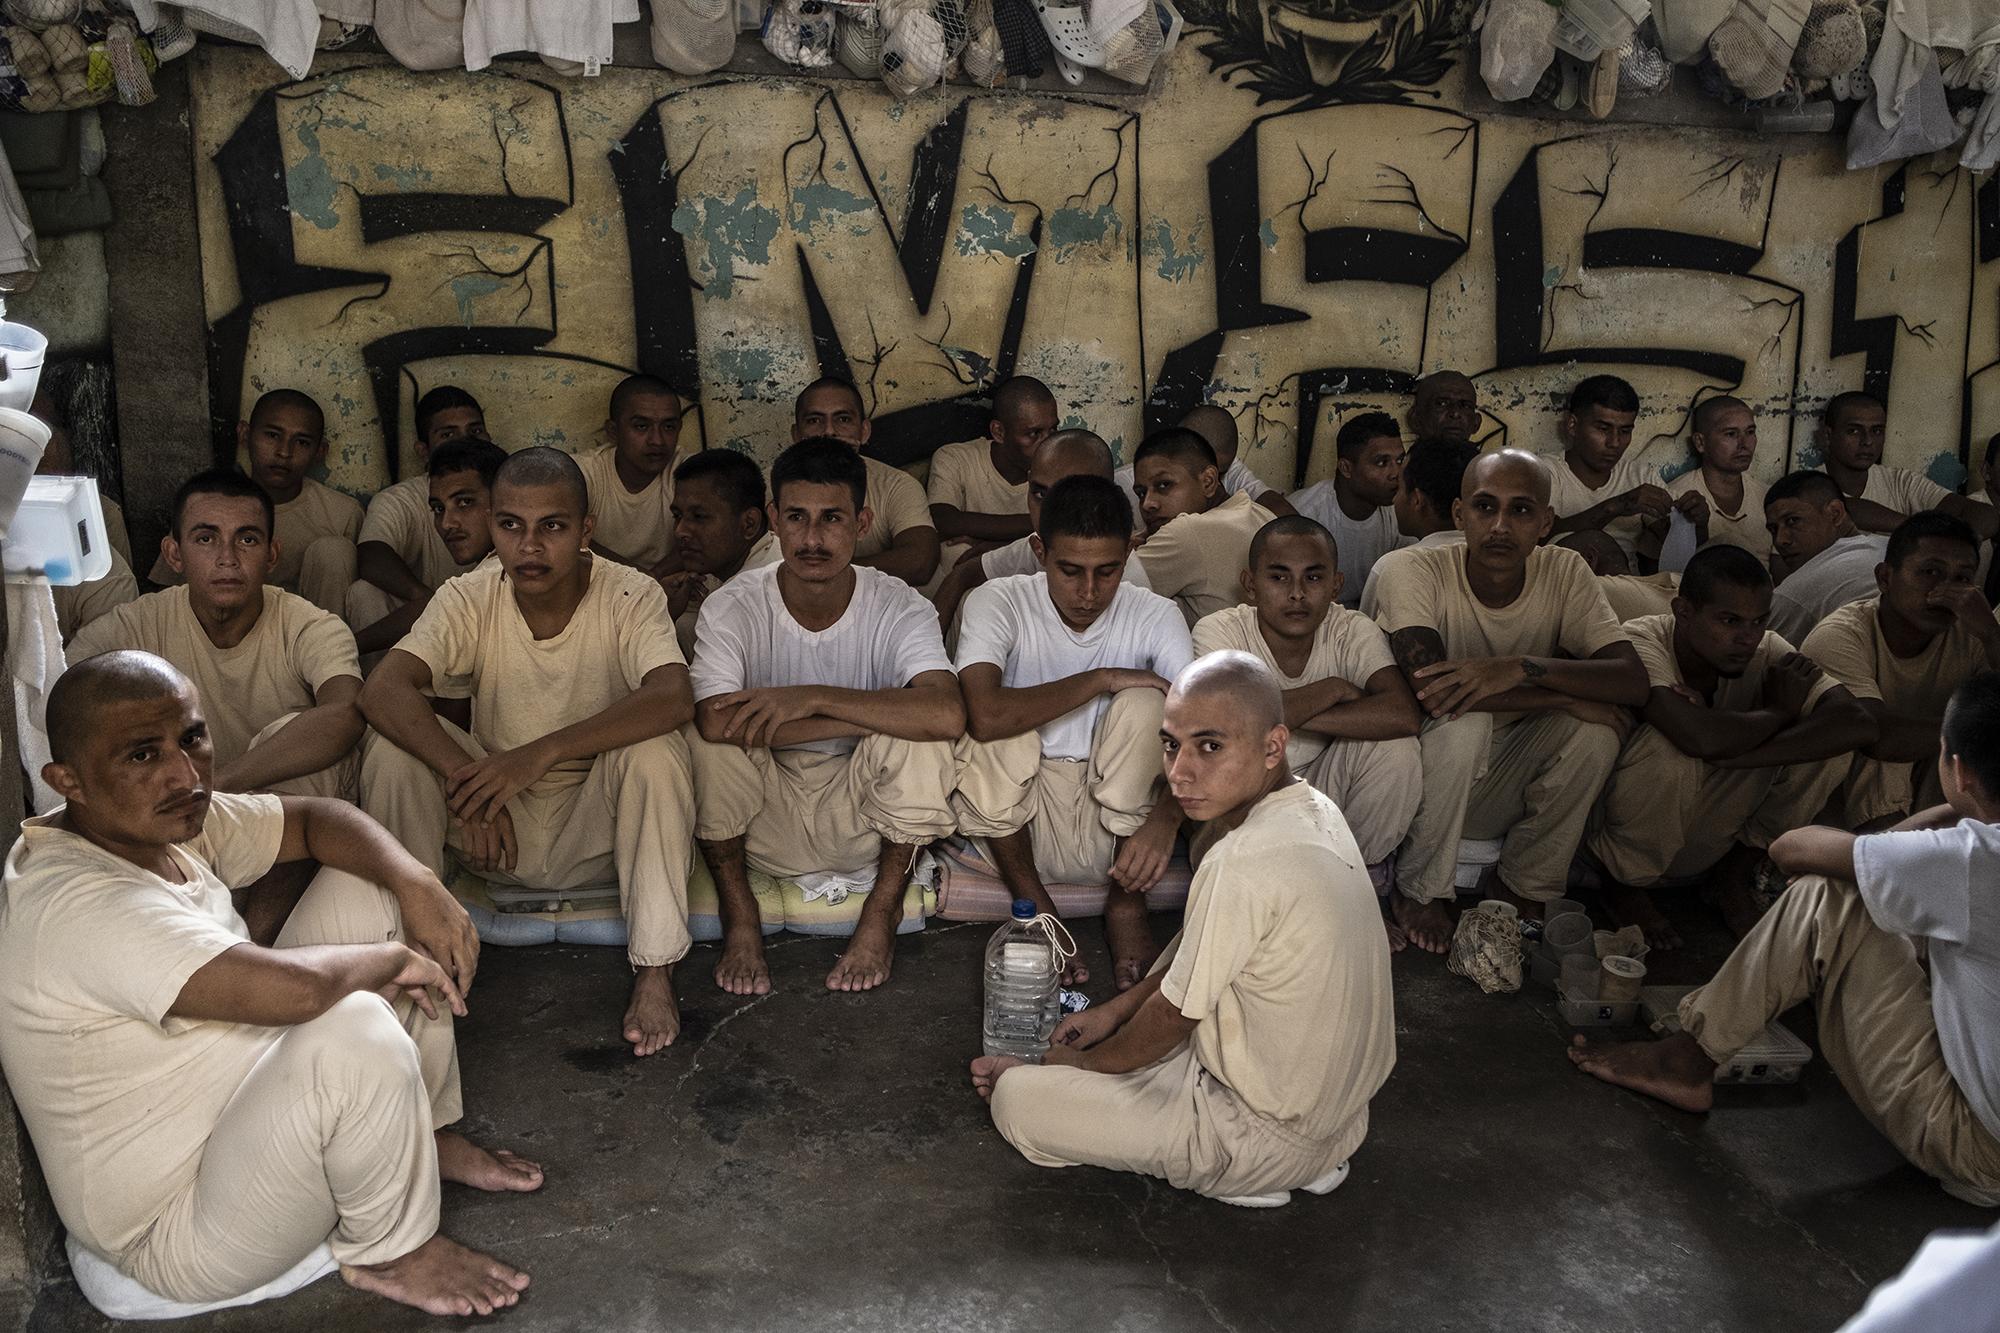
[1768, 826, 1858, 882]
[1045, 984, 1196, 1076]
[217, 676, 365, 792]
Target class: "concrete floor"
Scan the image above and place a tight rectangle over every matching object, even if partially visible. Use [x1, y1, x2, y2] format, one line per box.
[19, 902, 1990, 1332]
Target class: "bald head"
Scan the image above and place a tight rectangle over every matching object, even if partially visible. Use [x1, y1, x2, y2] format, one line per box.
[1693, 395, 1749, 437]
[1033, 428, 1114, 480]
[48, 651, 192, 765]
[494, 445, 588, 515]
[1464, 448, 1551, 503]
[1180, 405, 1239, 465]
[1171, 651, 1284, 734]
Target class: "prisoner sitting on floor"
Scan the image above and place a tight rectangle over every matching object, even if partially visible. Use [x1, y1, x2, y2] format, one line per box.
[1372, 449, 1650, 953]
[971, 651, 1394, 1209]
[950, 474, 1193, 991]
[348, 385, 493, 656]
[1116, 405, 1294, 524]
[1764, 470, 1889, 645]
[0, 652, 541, 1319]
[790, 376, 940, 587]
[1192, 515, 1422, 944]
[574, 374, 687, 583]
[1583, 545, 1877, 950]
[1803, 512, 2000, 834]
[662, 447, 778, 657]
[689, 438, 964, 998]
[360, 447, 698, 1058]
[1132, 427, 1277, 627]
[1570, 669, 2000, 1209]
[154, 390, 362, 615]
[926, 374, 1058, 551]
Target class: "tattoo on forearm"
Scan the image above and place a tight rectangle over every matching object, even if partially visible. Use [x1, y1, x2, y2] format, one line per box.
[1521, 657, 1547, 680]
[1389, 627, 1447, 677]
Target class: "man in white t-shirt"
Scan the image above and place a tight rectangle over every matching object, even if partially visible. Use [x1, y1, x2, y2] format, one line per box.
[790, 377, 940, 587]
[1765, 470, 1891, 644]
[1114, 405, 1292, 524]
[1571, 670, 2000, 1208]
[349, 385, 491, 652]
[690, 439, 964, 998]
[361, 449, 698, 1059]
[1194, 516, 1422, 915]
[1357, 434, 1478, 617]
[1817, 390, 1999, 542]
[663, 448, 777, 657]
[952, 475, 1191, 990]
[1288, 412, 1411, 608]
[934, 429, 1147, 629]
[573, 374, 685, 579]
[927, 375, 1056, 548]
[1547, 375, 1696, 564]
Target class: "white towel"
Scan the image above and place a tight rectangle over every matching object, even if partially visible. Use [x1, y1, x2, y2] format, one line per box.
[7, 576, 62, 813]
[461, 0, 639, 71]
[173, 0, 321, 77]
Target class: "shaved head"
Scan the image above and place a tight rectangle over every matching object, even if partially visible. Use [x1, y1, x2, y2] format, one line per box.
[1693, 395, 1749, 436]
[494, 446, 588, 514]
[1464, 448, 1551, 504]
[1171, 650, 1284, 733]
[1180, 405, 1238, 462]
[1555, 529, 1630, 576]
[48, 651, 191, 765]
[1035, 428, 1114, 478]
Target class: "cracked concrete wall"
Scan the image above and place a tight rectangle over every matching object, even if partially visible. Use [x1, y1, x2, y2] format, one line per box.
[187, 44, 1999, 503]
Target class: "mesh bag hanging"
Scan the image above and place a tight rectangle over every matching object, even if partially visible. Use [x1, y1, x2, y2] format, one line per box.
[960, 0, 1004, 85]
[761, 0, 837, 67]
[832, 0, 883, 76]
[2, 0, 80, 31]
[1092, 0, 1159, 85]
[877, 0, 966, 96]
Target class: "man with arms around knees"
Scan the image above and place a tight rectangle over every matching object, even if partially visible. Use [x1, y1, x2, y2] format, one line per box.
[664, 448, 777, 657]
[971, 652, 1394, 1209]
[791, 376, 941, 586]
[952, 475, 1191, 990]
[1194, 516, 1422, 943]
[1132, 428, 1276, 626]
[689, 438, 964, 997]
[0, 652, 539, 1318]
[1571, 670, 2000, 1209]
[360, 448, 698, 1057]
[1372, 449, 1650, 952]
[1764, 470, 1890, 644]
[1585, 545, 1877, 946]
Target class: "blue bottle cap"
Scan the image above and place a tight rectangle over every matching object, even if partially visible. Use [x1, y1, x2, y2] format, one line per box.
[1011, 899, 1036, 920]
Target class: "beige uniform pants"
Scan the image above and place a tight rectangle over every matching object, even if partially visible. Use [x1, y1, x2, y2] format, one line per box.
[124, 868, 458, 1303]
[1295, 736, 1423, 868]
[295, 536, 357, 617]
[344, 579, 401, 636]
[1681, 875, 2000, 1205]
[1588, 725, 1848, 887]
[688, 730, 956, 880]
[361, 720, 696, 968]
[1846, 754, 1943, 829]
[245, 711, 359, 802]
[951, 688, 1163, 886]
[1397, 711, 1622, 904]
[989, 1047, 1358, 1200]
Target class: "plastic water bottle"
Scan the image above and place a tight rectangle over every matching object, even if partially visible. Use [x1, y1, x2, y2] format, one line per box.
[982, 900, 1061, 1059]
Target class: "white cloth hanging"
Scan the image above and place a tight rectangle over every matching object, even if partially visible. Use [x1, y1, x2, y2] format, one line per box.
[374, 0, 466, 68]
[7, 577, 63, 813]
[460, 0, 639, 71]
[163, 0, 321, 78]
[0, 134, 39, 288]
[1869, 0, 1994, 130]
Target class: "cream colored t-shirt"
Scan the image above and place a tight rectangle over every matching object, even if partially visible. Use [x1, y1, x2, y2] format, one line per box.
[51, 549, 139, 644]
[1192, 603, 1395, 770]
[576, 445, 675, 569]
[926, 439, 1027, 516]
[1372, 542, 1628, 663]
[1802, 597, 2000, 721]
[1667, 468, 1771, 560]
[100, 494, 132, 566]
[395, 557, 685, 796]
[359, 474, 466, 588]
[1161, 782, 1394, 1141]
[1547, 451, 1653, 560]
[0, 792, 285, 1263]
[68, 586, 360, 767]
[1624, 612, 1833, 715]
[1602, 571, 1680, 625]
[1134, 491, 1277, 627]
[855, 458, 935, 561]
[1358, 530, 1463, 618]
[1849, 465, 1953, 518]
[151, 478, 364, 591]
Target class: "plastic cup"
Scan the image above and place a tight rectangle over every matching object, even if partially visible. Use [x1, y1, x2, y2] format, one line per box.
[1542, 897, 1585, 923]
[0, 407, 48, 541]
[1600, 955, 1646, 1002]
[1560, 952, 1599, 999]
[1544, 912, 1594, 957]
[0, 322, 47, 412]
[1472, 899, 1518, 921]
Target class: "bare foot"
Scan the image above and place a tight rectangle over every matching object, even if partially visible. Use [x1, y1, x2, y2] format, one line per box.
[341, 1234, 530, 1318]
[1104, 902, 1157, 993]
[827, 916, 896, 992]
[969, 1054, 1025, 1101]
[1060, 949, 1090, 987]
[1566, 1033, 1716, 1113]
[435, 1131, 543, 1193]
[623, 965, 680, 1057]
[1600, 882, 1683, 952]
[1393, 896, 1453, 954]
[1381, 912, 1408, 954]
[714, 930, 772, 996]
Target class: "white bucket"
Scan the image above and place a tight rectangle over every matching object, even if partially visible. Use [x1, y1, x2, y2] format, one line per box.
[0, 322, 47, 412]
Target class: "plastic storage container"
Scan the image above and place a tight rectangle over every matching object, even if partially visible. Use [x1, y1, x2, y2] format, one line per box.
[982, 899, 1061, 1059]
[1557, 981, 1639, 1026]
[3, 474, 108, 585]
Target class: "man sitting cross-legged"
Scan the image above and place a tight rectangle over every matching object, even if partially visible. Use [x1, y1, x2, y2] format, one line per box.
[970, 652, 1394, 1209]
[663, 448, 777, 657]
[573, 374, 687, 581]
[1570, 670, 2000, 1209]
[951, 474, 1192, 990]
[1803, 512, 2000, 832]
[349, 386, 492, 654]
[689, 438, 964, 996]
[354, 437, 509, 659]
[790, 376, 941, 586]
[1193, 516, 1422, 942]
[1373, 449, 1650, 952]
[933, 428, 1148, 632]
[1584, 545, 1878, 948]
[0, 652, 539, 1318]
[1133, 427, 1277, 626]
[361, 447, 698, 1057]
